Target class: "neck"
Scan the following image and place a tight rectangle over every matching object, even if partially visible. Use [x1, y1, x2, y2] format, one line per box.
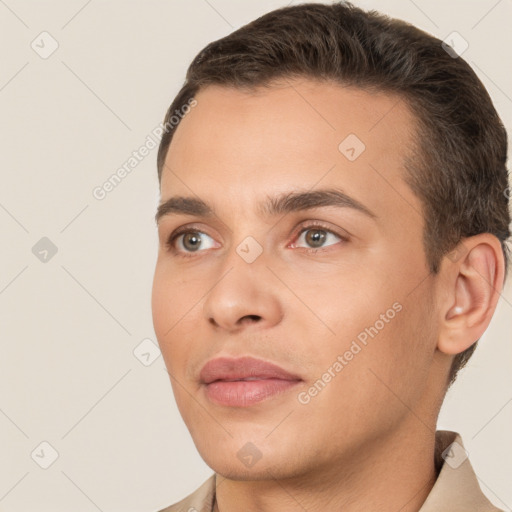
[213, 423, 439, 512]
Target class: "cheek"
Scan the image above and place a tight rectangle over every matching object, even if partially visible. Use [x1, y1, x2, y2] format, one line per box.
[152, 261, 199, 331]
[151, 262, 214, 383]
[312, 299, 433, 434]
[355, 293, 436, 405]
[291, 267, 390, 340]
[151, 265, 171, 340]
[151, 264, 191, 368]
[299, 264, 431, 383]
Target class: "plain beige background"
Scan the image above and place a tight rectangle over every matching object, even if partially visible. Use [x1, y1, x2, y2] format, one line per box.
[0, 0, 510, 510]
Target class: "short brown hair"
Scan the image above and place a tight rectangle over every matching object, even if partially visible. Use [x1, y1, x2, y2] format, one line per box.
[157, 1, 511, 386]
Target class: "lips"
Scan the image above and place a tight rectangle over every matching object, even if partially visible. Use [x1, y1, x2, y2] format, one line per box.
[200, 356, 302, 407]
[200, 356, 301, 384]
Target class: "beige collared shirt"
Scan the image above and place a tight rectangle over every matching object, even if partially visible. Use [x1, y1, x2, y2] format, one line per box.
[157, 430, 503, 512]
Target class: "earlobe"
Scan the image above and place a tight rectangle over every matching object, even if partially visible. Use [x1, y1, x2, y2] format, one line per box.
[437, 234, 505, 356]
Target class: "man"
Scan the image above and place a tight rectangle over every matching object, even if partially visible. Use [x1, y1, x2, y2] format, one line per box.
[151, 1, 510, 510]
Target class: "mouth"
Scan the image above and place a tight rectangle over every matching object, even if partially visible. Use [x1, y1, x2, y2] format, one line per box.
[200, 356, 302, 407]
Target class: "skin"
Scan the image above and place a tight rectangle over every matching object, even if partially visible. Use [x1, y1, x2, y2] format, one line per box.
[152, 78, 504, 512]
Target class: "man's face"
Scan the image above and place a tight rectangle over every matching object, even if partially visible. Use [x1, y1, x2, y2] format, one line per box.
[152, 80, 443, 480]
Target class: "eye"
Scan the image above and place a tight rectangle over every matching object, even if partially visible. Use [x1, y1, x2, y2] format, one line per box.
[167, 228, 218, 255]
[291, 223, 346, 251]
[165, 222, 347, 258]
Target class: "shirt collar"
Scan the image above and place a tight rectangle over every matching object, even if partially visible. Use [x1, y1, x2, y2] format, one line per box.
[419, 430, 502, 511]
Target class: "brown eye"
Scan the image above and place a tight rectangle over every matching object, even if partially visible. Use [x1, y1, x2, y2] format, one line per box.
[295, 226, 343, 250]
[167, 229, 218, 255]
[304, 229, 327, 248]
[181, 232, 202, 252]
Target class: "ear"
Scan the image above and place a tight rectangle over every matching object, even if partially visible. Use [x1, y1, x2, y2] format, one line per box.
[437, 233, 505, 355]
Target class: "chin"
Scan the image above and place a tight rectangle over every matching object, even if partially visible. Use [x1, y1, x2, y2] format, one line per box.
[203, 457, 298, 482]
[193, 434, 310, 482]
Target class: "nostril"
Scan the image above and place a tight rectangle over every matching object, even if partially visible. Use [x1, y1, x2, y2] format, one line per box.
[208, 314, 262, 329]
[240, 315, 261, 324]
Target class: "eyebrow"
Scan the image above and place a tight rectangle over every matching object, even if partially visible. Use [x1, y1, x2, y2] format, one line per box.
[154, 188, 377, 224]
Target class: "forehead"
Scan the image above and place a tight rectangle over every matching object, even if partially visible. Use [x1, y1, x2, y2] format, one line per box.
[160, 79, 421, 225]
[166, 79, 417, 154]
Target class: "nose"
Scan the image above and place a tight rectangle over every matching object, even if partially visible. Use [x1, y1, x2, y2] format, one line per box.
[202, 253, 284, 333]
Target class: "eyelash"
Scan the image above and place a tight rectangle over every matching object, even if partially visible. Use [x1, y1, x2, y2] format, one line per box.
[165, 221, 348, 258]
